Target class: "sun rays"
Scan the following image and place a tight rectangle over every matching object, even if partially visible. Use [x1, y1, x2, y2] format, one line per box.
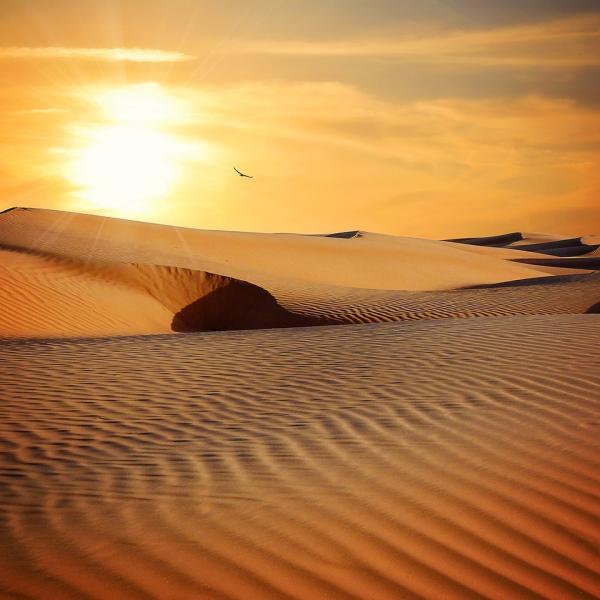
[67, 83, 208, 216]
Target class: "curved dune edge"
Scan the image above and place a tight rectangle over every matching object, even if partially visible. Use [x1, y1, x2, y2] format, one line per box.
[129, 263, 332, 331]
[449, 229, 600, 256]
[0, 207, 584, 292]
[0, 247, 332, 338]
[0, 315, 599, 599]
[1, 244, 599, 338]
[511, 256, 600, 270]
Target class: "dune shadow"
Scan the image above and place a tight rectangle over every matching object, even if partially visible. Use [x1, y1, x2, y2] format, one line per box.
[512, 257, 600, 270]
[527, 244, 599, 257]
[446, 232, 523, 246]
[586, 301, 600, 314]
[462, 272, 600, 290]
[171, 279, 336, 332]
[324, 231, 363, 239]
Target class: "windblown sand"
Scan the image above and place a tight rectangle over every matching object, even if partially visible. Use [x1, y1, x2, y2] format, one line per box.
[0, 208, 599, 599]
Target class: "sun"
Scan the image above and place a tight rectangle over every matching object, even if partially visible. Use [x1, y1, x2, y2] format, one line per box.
[68, 83, 200, 215]
[70, 125, 183, 213]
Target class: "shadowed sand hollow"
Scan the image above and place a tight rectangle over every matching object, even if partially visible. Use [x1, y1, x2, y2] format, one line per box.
[0, 208, 599, 599]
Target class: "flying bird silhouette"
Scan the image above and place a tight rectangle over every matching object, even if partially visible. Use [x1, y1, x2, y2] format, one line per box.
[234, 167, 253, 179]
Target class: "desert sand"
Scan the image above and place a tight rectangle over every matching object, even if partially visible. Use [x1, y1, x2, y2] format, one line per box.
[0, 207, 599, 599]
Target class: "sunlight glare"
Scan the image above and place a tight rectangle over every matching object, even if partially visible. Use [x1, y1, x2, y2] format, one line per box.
[100, 83, 182, 124]
[68, 83, 204, 215]
[71, 125, 183, 213]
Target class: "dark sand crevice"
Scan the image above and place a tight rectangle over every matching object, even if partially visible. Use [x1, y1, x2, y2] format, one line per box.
[586, 301, 600, 314]
[511, 257, 600, 270]
[128, 264, 338, 332]
[513, 238, 584, 252]
[520, 245, 599, 257]
[170, 278, 336, 332]
[446, 232, 524, 246]
[322, 231, 364, 239]
[0, 245, 336, 335]
[447, 232, 600, 257]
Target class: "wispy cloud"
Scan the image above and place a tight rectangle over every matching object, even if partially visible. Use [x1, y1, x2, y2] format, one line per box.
[239, 13, 600, 67]
[12, 108, 69, 115]
[0, 47, 196, 63]
[174, 80, 600, 234]
[187, 81, 600, 165]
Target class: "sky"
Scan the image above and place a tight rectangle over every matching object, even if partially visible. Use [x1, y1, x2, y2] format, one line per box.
[0, 0, 599, 237]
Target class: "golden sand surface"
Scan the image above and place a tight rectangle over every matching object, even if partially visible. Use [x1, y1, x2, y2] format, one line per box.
[0, 208, 599, 599]
[0, 208, 596, 338]
[1, 317, 599, 599]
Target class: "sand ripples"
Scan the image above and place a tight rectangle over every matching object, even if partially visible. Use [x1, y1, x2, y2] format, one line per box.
[1, 316, 599, 599]
[267, 273, 600, 325]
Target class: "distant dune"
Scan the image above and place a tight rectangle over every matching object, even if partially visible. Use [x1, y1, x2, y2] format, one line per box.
[0, 207, 599, 599]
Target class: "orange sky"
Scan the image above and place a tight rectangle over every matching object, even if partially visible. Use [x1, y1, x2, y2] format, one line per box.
[0, 0, 599, 237]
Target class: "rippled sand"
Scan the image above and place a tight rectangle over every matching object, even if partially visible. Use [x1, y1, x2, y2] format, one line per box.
[1, 208, 599, 599]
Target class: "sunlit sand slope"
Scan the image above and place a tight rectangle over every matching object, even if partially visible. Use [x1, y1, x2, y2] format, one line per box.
[0, 208, 575, 291]
[0, 248, 323, 337]
[0, 248, 173, 337]
[0, 208, 597, 337]
[1, 315, 599, 599]
[0, 244, 598, 336]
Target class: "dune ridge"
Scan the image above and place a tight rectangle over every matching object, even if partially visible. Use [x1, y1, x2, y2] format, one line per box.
[0, 208, 582, 291]
[267, 272, 600, 325]
[0, 208, 598, 338]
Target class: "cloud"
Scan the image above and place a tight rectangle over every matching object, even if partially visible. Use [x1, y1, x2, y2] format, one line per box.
[174, 82, 600, 185]
[12, 108, 69, 115]
[174, 80, 600, 235]
[238, 13, 600, 68]
[0, 46, 196, 63]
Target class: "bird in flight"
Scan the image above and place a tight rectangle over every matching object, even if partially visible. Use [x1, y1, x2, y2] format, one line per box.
[234, 167, 253, 179]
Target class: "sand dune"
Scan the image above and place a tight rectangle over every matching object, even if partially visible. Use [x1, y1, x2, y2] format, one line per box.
[0, 241, 597, 337]
[446, 231, 526, 246]
[0, 247, 328, 337]
[1, 207, 599, 599]
[0, 208, 597, 338]
[0, 248, 174, 337]
[267, 273, 600, 325]
[1, 316, 599, 599]
[449, 229, 600, 257]
[0, 208, 578, 292]
[450, 232, 580, 248]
